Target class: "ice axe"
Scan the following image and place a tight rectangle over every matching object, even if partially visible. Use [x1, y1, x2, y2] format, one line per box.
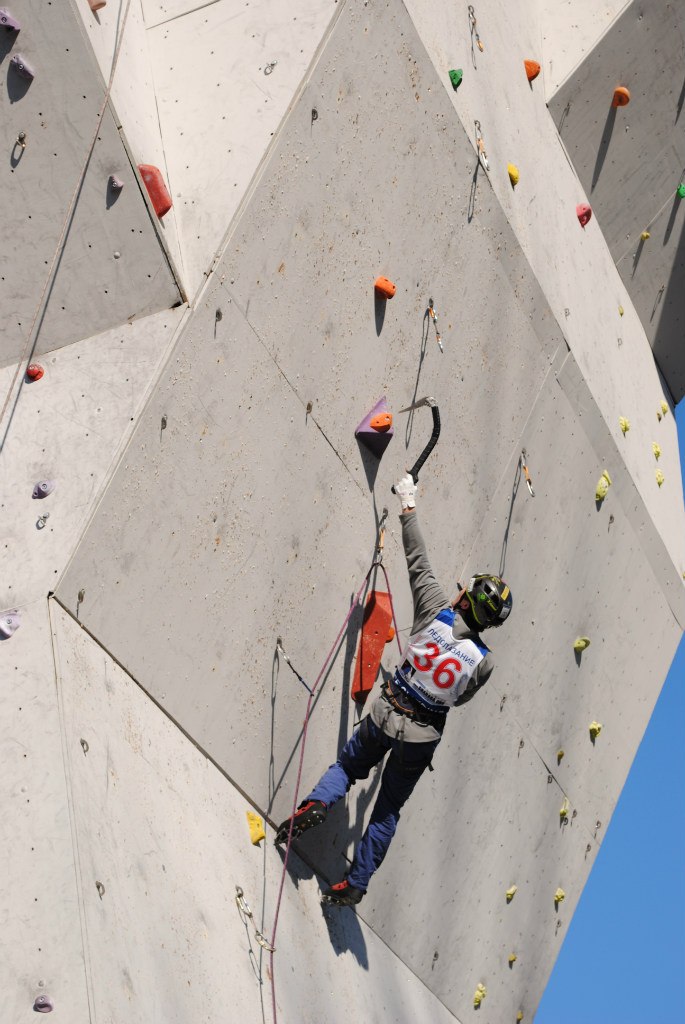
[391, 397, 441, 492]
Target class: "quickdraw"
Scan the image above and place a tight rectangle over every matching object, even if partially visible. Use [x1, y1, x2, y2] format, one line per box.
[235, 886, 276, 952]
[427, 299, 444, 353]
[520, 449, 535, 497]
[468, 5, 484, 53]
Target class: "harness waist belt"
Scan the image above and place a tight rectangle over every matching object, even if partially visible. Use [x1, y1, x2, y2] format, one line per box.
[385, 674, 448, 724]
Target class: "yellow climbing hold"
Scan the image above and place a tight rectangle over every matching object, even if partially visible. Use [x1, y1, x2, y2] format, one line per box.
[652, 442, 661, 460]
[656, 469, 665, 487]
[246, 811, 266, 845]
[506, 885, 518, 903]
[619, 417, 630, 434]
[661, 401, 669, 415]
[640, 231, 650, 240]
[559, 798, 570, 821]
[473, 983, 487, 1008]
[557, 749, 565, 764]
[573, 636, 591, 652]
[554, 887, 566, 904]
[517, 1014, 524, 1023]
[509, 953, 518, 965]
[589, 721, 602, 740]
[508, 163, 520, 186]
[618, 305, 624, 316]
[595, 470, 612, 502]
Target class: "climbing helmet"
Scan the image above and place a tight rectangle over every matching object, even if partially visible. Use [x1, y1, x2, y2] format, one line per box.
[466, 575, 512, 628]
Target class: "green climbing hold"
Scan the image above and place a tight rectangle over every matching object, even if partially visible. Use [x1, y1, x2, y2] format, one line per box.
[677, 183, 685, 199]
[449, 69, 463, 90]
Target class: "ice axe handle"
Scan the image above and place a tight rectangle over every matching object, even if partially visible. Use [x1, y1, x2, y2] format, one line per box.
[391, 404, 441, 492]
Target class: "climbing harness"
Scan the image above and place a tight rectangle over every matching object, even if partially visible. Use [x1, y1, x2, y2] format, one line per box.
[474, 121, 489, 172]
[427, 299, 443, 353]
[468, 6, 484, 53]
[393, 397, 441, 491]
[235, 886, 275, 952]
[520, 450, 534, 497]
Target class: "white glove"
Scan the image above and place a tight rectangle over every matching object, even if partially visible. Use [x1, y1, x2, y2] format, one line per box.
[394, 473, 417, 510]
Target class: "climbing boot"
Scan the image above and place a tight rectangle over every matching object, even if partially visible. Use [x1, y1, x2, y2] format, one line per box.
[275, 800, 327, 845]
[321, 879, 365, 907]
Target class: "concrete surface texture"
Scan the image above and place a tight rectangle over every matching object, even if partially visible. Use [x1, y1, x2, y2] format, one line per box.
[548, 0, 685, 400]
[1, 1, 684, 1023]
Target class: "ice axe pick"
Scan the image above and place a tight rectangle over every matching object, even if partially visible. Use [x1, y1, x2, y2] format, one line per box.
[391, 397, 441, 492]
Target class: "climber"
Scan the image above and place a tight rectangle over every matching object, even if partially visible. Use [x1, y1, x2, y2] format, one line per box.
[275, 473, 512, 906]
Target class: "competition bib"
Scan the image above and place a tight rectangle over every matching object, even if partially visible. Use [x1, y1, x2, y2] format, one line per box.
[395, 608, 488, 710]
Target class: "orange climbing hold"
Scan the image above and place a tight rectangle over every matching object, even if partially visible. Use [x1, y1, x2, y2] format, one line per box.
[138, 164, 173, 218]
[351, 591, 393, 705]
[374, 276, 396, 299]
[524, 60, 540, 82]
[612, 86, 631, 107]
[369, 411, 393, 432]
[26, 364, 44, 381]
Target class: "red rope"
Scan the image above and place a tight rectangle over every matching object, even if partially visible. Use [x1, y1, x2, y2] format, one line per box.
[267, 557, 403, 1023]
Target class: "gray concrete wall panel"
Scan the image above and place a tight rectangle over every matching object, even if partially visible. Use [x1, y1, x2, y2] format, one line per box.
[146, 0, 337, 294]
[402, 0, 685, 566]
[0, 306, 187, 1020]
[75, 0, 188, 288]
[0, 0, 181, 367]
[51, 601, 462, 1024]
[540, 0, 630, 97]
[548, 0, 685, 399]
[0, 600, 91, 1023]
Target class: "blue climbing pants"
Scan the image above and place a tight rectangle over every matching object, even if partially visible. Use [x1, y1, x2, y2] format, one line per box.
[307, 715, 440, 891]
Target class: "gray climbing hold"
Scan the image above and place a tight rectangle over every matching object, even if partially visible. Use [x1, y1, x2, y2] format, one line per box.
[10, 53, 34, 80]
[32, 480, 55, 499]
[33, 994, 54, 1013]
[0, 7, 21, 31]
[0, 610, 21, 639]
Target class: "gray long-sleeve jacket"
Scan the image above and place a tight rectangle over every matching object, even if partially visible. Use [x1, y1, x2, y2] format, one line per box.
[369, 510, 494, 742]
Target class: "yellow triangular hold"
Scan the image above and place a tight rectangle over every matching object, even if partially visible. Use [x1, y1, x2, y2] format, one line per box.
[246, 811, 266, 846]
[656, 470, 665, 487]
[508, 163, 520, 186]
[506, 885, 518, 902]
[589, 721, 602, 740]
[652, 442, 661, 460]
[554, 887, 566, 904]
[509, 953, 518, 965]
[661, 401, 669, 415]
[619, 417, 630, 434]
[574, 636, 591, 652]
[473, 983, 487, 1008]
[559, 798, 569, 821]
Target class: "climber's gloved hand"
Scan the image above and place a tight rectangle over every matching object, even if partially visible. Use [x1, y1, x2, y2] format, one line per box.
[394, 473, 417, 510]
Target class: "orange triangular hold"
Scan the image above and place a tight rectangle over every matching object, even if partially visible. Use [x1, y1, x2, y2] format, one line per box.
[351, 591, 393, 705]
[612, 86, 630, 107]
[524, 59, 540, 82]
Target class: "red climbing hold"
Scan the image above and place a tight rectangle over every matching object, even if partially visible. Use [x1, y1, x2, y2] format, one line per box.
[612, 86, 630, 108]
[138, 164, 172, 218]
[351, 591, 394, 705]
[576, 203, 592, 228]
[26, 363, 44, 381]
[374, 276, 396, 299]
[524, 60, 540, 82]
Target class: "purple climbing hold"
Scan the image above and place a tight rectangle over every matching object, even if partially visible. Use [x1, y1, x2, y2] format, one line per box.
[32, 480, 56, 499]
[355, 396, 394, 459]
[0, 609, 21, 640]
[11, 53, 34, 79]
[33, 994, 54, 1013]
[0, 8, 20, 32]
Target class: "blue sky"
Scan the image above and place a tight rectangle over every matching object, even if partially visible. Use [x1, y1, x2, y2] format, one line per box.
[536, 401, 685, 1023]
